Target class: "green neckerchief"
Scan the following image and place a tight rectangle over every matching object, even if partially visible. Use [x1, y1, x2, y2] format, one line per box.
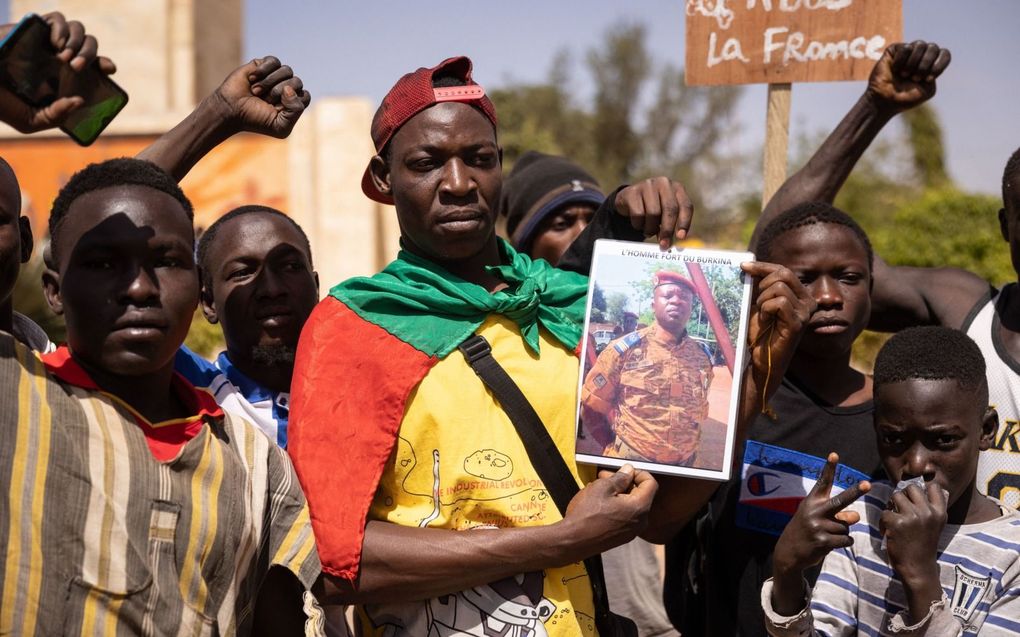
[330, 239, 588, 358]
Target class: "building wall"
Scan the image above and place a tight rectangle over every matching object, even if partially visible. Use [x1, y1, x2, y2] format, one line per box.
[1, 1, 391, 294]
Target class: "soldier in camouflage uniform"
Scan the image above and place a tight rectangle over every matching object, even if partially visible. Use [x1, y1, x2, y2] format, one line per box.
[582, 271, 713, 466]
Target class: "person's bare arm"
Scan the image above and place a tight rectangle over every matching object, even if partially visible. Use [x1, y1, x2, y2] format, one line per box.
[643, 261, 817, 543]
[866, 259, 991, 331]
[750, 41, 952, 249]
[318, 466, 657, 605]
[137, 56, 310, 181]
[749, 41, 990, 330]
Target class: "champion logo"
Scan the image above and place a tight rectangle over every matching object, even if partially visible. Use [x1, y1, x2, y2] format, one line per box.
[735, 441, 871, 536]
[747, 471, 782, 496]
[571, 179, 583, 192]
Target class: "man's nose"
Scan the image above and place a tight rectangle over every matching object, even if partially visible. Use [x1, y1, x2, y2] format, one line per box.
[254, 265, 286, 299]
[814, 276, 843, 308]
[900, 443, 935, 481]
[121, 266, 159, 304]
[573, 218, 590, 238]
[440, 158, 475, 197]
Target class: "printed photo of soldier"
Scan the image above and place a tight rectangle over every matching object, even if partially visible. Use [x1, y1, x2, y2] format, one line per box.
[578, 252, 748, 475]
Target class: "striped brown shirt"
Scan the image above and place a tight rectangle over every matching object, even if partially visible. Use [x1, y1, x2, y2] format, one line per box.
[0, 333, 323, 636]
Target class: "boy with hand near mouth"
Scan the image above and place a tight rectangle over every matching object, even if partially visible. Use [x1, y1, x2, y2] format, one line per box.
[763, 327, 1020, 636]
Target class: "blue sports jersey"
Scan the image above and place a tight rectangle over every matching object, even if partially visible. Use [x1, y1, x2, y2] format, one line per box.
[175, 346, 290, 448]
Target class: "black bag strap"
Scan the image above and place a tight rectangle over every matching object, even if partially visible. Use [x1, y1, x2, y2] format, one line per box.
[458, 334, 636, 637]
[458, 335, 581, 512]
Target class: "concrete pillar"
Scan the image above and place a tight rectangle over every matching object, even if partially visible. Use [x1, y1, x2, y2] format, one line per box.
[287, 97, 387, 291]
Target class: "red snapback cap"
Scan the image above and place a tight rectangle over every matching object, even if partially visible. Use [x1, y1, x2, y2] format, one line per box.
[361, 56, 498, 205]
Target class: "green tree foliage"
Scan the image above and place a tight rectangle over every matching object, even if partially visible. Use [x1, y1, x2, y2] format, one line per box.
[873, 188, 1007, 283]
[589, 283, 607, 322]
[490, 23, 744, 238]
[591, 283, 607, 312]
[183, 308, 225, 359]
[901, 104, 950, 189]
[605, 291, 629, 327]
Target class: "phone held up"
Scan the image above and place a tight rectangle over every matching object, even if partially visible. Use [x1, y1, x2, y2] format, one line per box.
[0, 13, 128, 146]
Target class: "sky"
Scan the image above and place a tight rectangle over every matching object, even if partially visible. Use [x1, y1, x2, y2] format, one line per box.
[244, 0, 1019, 196]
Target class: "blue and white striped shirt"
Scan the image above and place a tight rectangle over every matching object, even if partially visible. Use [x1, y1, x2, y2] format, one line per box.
[762, 481, 1020, 636]
[174, 346, 291, 448]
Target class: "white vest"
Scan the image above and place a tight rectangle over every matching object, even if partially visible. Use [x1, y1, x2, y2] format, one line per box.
[963, 286, 1020, 509]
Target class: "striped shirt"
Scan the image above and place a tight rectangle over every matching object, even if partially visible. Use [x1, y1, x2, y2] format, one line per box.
[0, 333, 324, 636]
[761, 481, 1020, 636]
[176, 346, 291, 448]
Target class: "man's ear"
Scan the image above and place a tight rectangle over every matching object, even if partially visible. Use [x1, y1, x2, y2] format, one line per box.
[41, 267, 63, 316]
[198, 271, 219, 324]
[369, 154, 392, 197]
[999, 208, 1011, 243]
[979, 406, 999, 451]
[17, 216, 32, 264]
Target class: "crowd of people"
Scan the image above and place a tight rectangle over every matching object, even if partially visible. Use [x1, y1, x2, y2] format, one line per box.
[2, 11, 1019, 637]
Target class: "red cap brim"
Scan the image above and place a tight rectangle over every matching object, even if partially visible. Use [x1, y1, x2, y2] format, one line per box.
[361, 163, 394, 205]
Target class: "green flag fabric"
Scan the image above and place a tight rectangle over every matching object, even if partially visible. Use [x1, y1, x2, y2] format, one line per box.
[330, 239, 589, 358]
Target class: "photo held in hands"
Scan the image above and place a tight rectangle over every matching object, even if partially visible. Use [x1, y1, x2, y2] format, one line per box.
[577, 239, 754, 480]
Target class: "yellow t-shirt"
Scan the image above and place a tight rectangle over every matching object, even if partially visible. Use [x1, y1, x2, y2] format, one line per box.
[356, 314, 598, 636]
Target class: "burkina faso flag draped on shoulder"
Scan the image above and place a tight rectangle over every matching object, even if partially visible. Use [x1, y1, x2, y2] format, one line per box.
[288, 238, 588, 582]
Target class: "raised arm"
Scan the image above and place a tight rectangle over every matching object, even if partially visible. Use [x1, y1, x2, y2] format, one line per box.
[750, 41, 952, 248]
[319, 466, 657, 605]
[750, 41, 991, 331]
[137, 56, 310, 181]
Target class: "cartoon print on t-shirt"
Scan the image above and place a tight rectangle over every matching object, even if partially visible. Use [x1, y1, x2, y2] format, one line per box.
[464, 449, 514, 480]
[388, 436, 547, 529]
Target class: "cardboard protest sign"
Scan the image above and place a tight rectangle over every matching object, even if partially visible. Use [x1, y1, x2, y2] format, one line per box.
[685, 0, 902, 86]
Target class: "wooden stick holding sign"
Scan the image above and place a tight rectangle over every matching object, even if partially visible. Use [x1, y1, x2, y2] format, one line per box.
[684, 0, 902, 209]
[763, 82, 791, 207]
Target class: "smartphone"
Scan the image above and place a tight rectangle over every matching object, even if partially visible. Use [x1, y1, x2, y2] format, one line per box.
[0, 13, 128, 146]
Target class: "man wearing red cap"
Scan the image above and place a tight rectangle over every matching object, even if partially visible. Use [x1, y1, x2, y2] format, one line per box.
[582, 271, 713, 466]
[289, 56, 814, 637]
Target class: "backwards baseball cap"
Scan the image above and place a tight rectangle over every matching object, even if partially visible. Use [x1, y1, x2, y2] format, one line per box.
[653, 270, 696, 294]
[361, 56, 498, 205]
[501, 151, 605, 251]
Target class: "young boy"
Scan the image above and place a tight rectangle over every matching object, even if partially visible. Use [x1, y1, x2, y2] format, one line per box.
[764, 326, 1020, 635]
[1, 158, 322, 636]
[665, 202, 883, 636]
